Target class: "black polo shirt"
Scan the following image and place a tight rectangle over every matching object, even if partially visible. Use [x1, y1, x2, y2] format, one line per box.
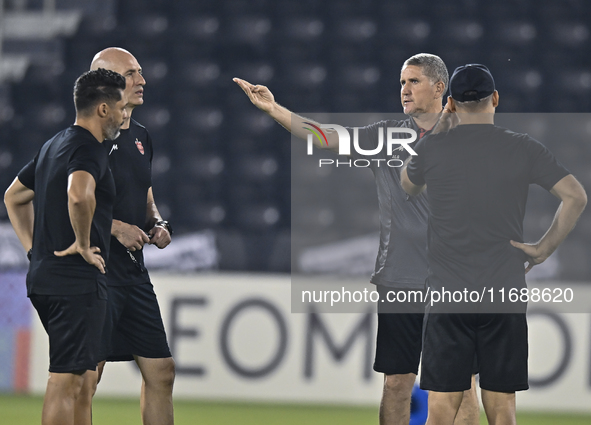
[103, 119, 153, 286]
[18, 125, 115, 296]
[349, 118, 430, 289]
[406, 124, 570, 294]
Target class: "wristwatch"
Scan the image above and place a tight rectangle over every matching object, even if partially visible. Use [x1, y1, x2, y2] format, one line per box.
[155, 220, 173, 236]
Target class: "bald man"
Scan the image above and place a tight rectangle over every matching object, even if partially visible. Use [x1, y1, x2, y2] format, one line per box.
[79, 48, 175, 425]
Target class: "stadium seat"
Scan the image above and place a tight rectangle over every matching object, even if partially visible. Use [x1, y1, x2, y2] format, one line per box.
[549, 22, 589, 47]
[182, 61, 221, 87]
[226, 16, 272, 44]
[494, 21, 538, 46]
[128, 15, 169, 38]
[176, 16, 220, 40]
[333, 18, 377, 43]
[439, 21, 484, 45]
[286, 63, 327, 86]
[235, 203, 281, 229]
[180, 108, 224, 132]
[281, 17, 324, 41]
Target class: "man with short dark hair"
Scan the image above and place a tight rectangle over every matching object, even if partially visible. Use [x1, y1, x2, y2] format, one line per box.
[234, 53, 479, 425]
[4, 68, 127, 425]
[401, 64, 587, 425]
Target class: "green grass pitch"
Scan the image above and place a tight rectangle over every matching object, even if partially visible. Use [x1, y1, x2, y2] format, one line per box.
[1, 394, 591, 424]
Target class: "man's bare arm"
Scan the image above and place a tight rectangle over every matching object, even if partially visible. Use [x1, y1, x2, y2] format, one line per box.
[511, 174, 587, 273]
[111, 188, 170, 252]
[146, 187, 170, 249]
[4, 177, 35, 252]
[233, 77, 340, 152]
[111, 219, 150, 251]
[54, 170, 106, 273]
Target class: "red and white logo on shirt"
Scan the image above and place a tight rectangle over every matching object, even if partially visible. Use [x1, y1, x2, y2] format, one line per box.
[135, 138, 145, 155]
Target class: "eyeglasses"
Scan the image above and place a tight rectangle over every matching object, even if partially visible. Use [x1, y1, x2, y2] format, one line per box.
[126, 249, 146, 273]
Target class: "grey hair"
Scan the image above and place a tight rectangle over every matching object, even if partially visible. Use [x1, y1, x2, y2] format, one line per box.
[403, 53, 449, 94]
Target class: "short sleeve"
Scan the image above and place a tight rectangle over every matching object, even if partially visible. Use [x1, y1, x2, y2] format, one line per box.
[68, 142, 108, 183]
[405, 136, 428, 186]
[527, 138, 570, 191]
[17, 156, 37, 190]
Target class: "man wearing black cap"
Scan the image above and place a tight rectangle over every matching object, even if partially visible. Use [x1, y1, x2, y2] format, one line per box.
[401, 64, 587, 424]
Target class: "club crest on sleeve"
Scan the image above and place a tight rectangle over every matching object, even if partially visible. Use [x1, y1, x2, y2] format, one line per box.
[135, 138, 145, 155]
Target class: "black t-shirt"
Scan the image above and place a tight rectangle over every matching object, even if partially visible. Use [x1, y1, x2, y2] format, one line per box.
[18, 125, 115, 296]
[350, 118, 430, 289]
[103, 119, 153, 286]
[406, 124, 570, 293]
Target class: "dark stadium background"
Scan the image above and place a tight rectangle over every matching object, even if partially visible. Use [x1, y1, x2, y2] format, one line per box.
[2, 1, 591, 424]
[1, 0, 590, 278]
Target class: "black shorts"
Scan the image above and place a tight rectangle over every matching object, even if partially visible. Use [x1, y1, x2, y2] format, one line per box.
[30, 291, 106, 373]
[420, 313, 528, 393]
[373, 285, 424, 375]
[100, 282, 171, 362]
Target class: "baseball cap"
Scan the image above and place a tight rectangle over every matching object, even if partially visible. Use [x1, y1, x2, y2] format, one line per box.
[449, 64, 495, 102]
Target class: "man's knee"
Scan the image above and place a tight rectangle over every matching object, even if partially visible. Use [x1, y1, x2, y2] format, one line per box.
[72, 373, 87, 398]
[47, 372, 86, 398]
[383, 373, 415, 400]
[139, 357, 176, 388]
[159, 358, 176, 387]
[79, 371, 99, 399]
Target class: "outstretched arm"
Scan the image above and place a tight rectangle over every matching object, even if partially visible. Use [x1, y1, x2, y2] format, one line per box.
[4, 177, 35, 252]
[54, 170, 106, 274]
[511, 174, 587, 273]
[233, 77, 340, 152]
